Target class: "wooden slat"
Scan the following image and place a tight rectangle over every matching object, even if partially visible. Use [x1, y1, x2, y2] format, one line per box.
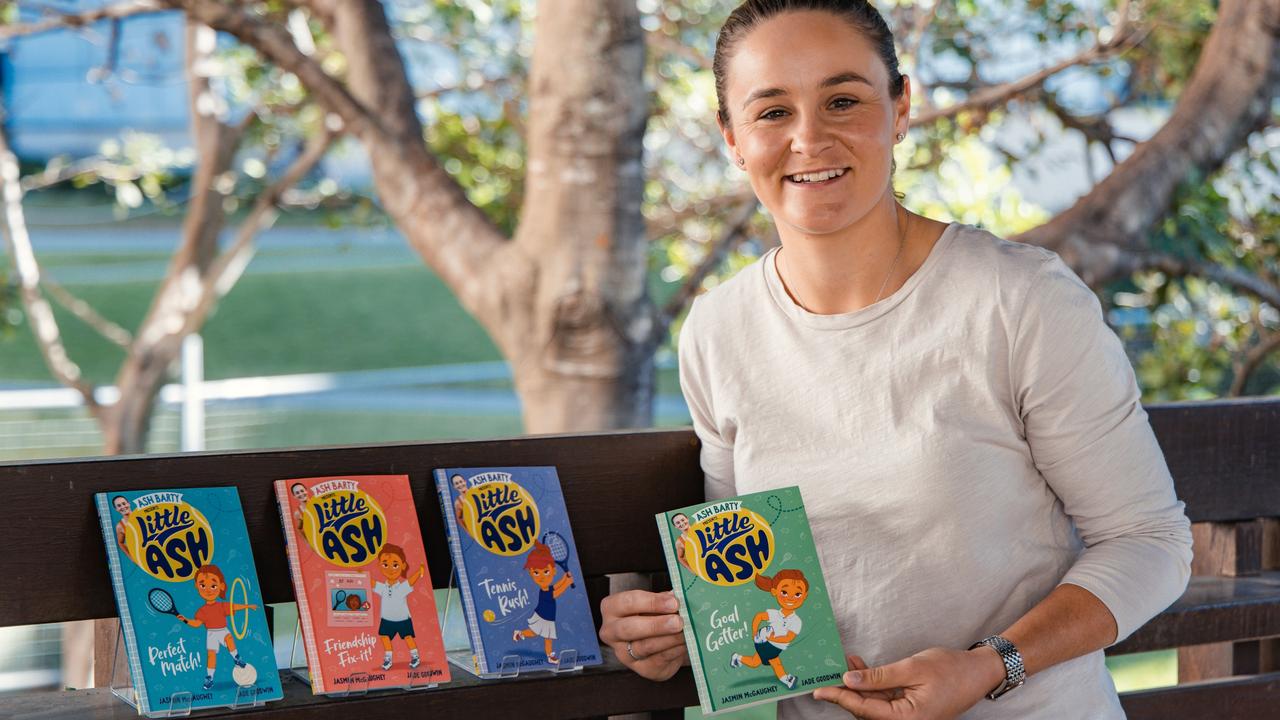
[1120, 671, 1280, 719]
[0, 430, 703, 627]
[1146, 398, 1280, 522]
[6, 660, 700, 720]
[1109, 571, 1280, 655]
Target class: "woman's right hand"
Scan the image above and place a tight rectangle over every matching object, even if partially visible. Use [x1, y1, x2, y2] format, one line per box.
[599, 589, 688, 681]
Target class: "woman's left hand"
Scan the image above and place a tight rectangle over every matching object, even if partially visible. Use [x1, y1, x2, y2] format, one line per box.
[812, 646, 1005, 720]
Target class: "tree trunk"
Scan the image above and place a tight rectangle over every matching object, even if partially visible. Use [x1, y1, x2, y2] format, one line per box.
[508, 0, 653, 432]
[289, 0, 656, 432]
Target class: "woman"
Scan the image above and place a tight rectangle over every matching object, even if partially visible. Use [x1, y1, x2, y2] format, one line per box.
[596, 2, 1193, 719]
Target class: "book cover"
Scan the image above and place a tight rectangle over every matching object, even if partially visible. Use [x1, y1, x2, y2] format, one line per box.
[656, 486, 846, 715]
[275, 475, 450, 693]
[433, 466, 603, 675]
[94, 488, 283, 716]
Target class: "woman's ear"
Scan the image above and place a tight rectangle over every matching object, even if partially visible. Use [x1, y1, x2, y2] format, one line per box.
[894, 74, 912, 140]
[717, 115, 741, 167]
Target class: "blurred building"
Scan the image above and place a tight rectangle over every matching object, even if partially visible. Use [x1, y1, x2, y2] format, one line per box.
[1, 2, 188, 160]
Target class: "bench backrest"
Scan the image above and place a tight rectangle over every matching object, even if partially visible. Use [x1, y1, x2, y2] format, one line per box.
[0, 397, 1275, 631]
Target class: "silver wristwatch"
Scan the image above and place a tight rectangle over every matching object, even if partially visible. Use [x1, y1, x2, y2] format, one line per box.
[969, 635, 1025, 700]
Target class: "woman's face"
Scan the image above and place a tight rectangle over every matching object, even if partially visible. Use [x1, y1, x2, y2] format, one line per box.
[113, 497, 131, 515]
[719, 11, 909, 236]
[291, 485, 308, 503]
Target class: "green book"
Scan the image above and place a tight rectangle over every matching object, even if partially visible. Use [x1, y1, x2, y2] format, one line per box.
[655, 486, 846, 715]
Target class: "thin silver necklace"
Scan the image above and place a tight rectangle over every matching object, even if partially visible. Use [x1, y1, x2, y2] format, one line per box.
[778, 214, 909, 313]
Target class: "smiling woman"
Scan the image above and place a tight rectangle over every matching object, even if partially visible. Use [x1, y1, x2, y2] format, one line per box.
[597, 2, 1193, 720]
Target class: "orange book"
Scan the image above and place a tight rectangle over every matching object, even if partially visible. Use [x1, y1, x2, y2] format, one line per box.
[275, 475, 449, 693]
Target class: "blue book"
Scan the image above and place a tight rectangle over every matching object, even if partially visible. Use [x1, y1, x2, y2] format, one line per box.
[95, 488, 283, 716]
[433, 466, 603, 676]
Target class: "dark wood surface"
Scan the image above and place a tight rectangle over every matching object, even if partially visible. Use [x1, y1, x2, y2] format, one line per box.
[1146, 398, 1280, 523]
[6, 660, 700, 720]
[0, 429, 704, 627]
[1120, 671, 1280, 719]
[1110, 571, 1280, 655]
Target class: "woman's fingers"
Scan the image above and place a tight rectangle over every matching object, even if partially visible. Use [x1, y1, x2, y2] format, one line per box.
[599, 590, 680, 647]
[629, 641, 688, 681]
[606, 613, 682, 644]
[598, 590, 688, 681]
[601, 589, 678, 620]
[812, 686, 901, 720]
[627, 631, 686, 660]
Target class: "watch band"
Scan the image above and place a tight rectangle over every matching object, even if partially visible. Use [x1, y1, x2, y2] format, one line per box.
[969, 635, 1025, 700]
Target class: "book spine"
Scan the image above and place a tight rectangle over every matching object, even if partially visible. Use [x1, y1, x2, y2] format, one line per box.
[434, 469, 488, 673]
[96, 494, 151, 715]
[274, 484, 326, 693]
[655, 514, 715, 715]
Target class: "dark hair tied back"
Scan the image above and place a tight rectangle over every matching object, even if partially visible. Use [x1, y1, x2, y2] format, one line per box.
[713, 0, 904, 126]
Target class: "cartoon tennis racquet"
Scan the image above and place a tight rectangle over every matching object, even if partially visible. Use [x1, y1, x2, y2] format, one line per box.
[148, 588, 186, 622]
[541, 531, 576, 589]
[332, 589, 348, 610]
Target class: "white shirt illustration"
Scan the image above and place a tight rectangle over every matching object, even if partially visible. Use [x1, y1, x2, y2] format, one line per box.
[764, 608, 802, 649]
[373, 580, 412, 622]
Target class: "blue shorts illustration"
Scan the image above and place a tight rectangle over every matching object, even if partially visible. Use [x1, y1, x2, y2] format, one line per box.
[378, 617, 415, 640]
[754, 640, 783, 663]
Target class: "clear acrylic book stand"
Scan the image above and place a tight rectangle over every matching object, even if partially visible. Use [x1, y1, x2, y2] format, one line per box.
[109, 623, 264, 717]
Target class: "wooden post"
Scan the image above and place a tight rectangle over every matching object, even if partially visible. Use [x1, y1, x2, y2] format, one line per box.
[1178, 519, 1279, 681]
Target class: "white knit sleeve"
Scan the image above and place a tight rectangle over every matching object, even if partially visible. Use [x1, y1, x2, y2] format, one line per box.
[677, 298, 736, 502]
[1010, 255, 1193, 644]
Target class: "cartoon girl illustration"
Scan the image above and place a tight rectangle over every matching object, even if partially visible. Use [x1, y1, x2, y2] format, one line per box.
[112, 496, 134, 560]
[671, 513, 694, 571]
[450, 474, 468, 523]
[289, 483, 310, 530]
[512, 541, 574, 664]
[175, 564, 258, 690]
[730, 569, 809, 690]
[372, 543, 426, 670]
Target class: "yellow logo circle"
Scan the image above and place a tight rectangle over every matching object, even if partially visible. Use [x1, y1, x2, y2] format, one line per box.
[685, 509, 775, 587]
[300, 489, 387, 567]
[459, 481, 540, 556]
[125, 502, 215, 582]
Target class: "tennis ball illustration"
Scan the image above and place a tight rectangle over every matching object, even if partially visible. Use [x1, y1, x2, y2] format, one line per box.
[483, 609, 496, 622]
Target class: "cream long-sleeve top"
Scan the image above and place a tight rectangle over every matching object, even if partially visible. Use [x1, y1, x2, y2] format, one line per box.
[677, 222, 1193, 720]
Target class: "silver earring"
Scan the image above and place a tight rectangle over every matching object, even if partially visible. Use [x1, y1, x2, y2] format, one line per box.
[737, 156, 745, 167]
[896, 132, 905, 142]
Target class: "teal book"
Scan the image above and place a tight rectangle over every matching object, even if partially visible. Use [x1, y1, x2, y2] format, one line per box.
[656, 486, 846, 715]
[95, 488, 283, 716]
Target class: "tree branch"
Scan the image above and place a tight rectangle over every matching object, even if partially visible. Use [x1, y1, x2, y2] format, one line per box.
[165, 0, 511, 326]
[646, 190, 756, 239]
[0, 0, 162, 40]
[1113, 246, 1280, 309]
[651, 199, 758, 347]
[157, 0, 385, 141]
[184, 127, 336, 337]
[1014, 0, 1280, 281]
[1229, 326, 1280, 397]
[42, 276, 133, 348]
[911, 22, 1145, 127]
[0, 109, 98, 410]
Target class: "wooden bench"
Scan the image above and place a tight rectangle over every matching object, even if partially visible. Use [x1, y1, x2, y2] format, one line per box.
[1, 397, 1277, 719]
